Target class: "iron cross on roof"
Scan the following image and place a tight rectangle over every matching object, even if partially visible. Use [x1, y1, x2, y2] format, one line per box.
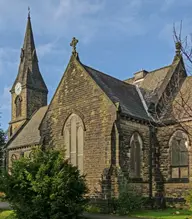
[70, 37, 78, 54]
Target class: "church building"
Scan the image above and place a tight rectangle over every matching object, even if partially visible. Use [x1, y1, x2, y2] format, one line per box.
[6, 13, 192, 202]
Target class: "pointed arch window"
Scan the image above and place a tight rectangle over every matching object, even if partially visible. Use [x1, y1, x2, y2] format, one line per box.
[15, 96, 22, 117]
[11, 154, 17, 162]
[129, 132, 143, 178]
[170, 130, 189, 179]
[64, 114, 84, 174]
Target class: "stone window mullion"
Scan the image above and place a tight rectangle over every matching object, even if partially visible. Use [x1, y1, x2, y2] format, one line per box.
[170, 130, 189, 179]
[64, 113, 84, 174]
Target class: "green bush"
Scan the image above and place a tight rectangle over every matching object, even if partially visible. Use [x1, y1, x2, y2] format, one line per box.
[185, 183, 192, 210]
[0, 128, 6, 170]
[0, 192, 6, 201]
[114, 174, 145, 215]
[85, 204, 101, 213]
[0, 148, 88, 219]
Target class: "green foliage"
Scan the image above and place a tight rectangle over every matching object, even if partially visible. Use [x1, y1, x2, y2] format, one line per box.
[0, 210, 16, 219]
[0, 192, 6, 201]
[114, 173, 145, 215]
[84, 204, 101, 213]
[0, 148, 88, 219]
[185, 183, 192, 210]
[0, 129, 5, 170]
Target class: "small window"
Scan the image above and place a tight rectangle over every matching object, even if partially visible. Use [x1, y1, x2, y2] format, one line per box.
[129, 132, 143, 178]
[15, 96, 22, 117]
[170, 130, 189, 179]
[9, 125, 13, 137]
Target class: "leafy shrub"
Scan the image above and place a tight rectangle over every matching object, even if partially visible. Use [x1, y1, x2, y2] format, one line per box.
[0, 192, 6, 201]
[85, 204, 101, 213]
[0, 148, 88, 219]
[0, 210, 16, 219]
[185, 184, 192, 210]
[0, 129, 6, 170]
[114, 173, 145, 215]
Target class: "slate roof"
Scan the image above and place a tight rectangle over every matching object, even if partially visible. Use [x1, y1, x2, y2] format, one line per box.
[165, 76, 192, 121]
[83, 65, 150, 121]
[7, 106, 48, 149]
[124, 65, 171, 105]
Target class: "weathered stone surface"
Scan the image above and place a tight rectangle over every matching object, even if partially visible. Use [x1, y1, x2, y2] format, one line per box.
[6, 16, 192, 203]
[40, 57, 117, 193]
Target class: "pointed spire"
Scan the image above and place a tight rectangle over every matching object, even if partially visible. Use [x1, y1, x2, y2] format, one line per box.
[28, 6, 30, 19]
[23, 7, 35, 56]
[11, 9, 47, 93]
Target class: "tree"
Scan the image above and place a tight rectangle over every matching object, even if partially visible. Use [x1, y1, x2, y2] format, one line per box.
[0, 148, 88, 219]
[0, 128, 5, 171]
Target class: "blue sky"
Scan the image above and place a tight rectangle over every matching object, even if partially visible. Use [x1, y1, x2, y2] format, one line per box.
[0, 0, 192, 130]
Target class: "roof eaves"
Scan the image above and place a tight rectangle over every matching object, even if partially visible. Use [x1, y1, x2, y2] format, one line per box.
[6, 119, 29, 148]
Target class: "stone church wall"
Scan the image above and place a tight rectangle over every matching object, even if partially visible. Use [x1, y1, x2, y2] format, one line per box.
[156, 121, 192, 200]
[27, 89, 47, 119]
[40, 59, 117, 194]
[118, 118, 150, 196]
[10, 88, 47, 136]
[8, 146, 32, 168]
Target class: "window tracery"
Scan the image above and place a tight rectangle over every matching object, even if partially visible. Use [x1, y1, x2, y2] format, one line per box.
[64, 114, 84, 173]
[170, 130, 189, 179]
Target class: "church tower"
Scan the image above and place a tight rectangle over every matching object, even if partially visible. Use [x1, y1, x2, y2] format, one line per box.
[9, 11, 48, 137]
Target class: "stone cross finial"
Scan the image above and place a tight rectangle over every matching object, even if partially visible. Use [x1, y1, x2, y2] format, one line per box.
[175, 41, 181, 55]
[70, 37, 78, 54]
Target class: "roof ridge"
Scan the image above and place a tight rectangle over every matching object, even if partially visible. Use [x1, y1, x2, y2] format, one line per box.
[6, 120, 29, 147]
[123, 65, 171, 82]
[83, 64, 135, 88]
[148, 65, 171, 74]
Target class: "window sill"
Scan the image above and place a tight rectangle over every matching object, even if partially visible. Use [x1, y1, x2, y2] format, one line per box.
[167, 178, 189, 183]
[129, 178, 143, 183]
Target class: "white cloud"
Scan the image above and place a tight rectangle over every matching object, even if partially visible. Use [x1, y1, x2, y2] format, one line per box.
[53, 0, 104, 20]
[0, 47, 19, 76]
[0, 0, 151, 45]
[0, 0, 105, 43]
[0, 86, 11, 111]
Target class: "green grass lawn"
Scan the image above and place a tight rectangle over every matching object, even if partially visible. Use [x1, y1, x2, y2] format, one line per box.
[0, 209, 192, 219]
[0, 210, 15, 219]
[131, 208, 192, 219]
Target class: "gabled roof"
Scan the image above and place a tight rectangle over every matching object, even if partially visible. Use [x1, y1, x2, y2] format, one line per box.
[136, 65, 171, 105]
[7, 106, 48, 149]
[124, 54, 184, 108]
[165, 76, 192, 121]
[83, 65, 150, 121]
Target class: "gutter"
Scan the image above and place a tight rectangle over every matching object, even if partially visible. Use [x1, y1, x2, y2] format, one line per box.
[135, 84, 155, 206]
[149, 125, 155, 207]
[135, 84, 155, 122]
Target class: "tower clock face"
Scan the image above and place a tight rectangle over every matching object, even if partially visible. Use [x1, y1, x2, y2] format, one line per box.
[15, 82, 22, 95]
